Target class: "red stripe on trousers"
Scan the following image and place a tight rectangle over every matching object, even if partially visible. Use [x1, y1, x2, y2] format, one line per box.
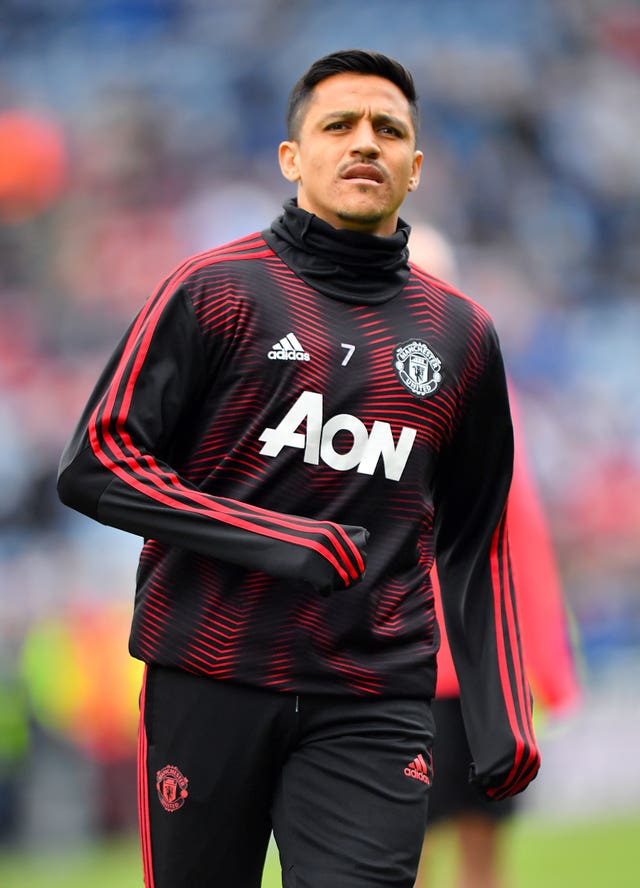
[137, 666, 155, 888]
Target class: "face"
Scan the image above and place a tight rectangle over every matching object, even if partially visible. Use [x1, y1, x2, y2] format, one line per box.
[279, 72, 423, 236]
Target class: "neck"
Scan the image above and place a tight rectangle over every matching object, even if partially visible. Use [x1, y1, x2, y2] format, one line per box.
[263, 199, 412, 305]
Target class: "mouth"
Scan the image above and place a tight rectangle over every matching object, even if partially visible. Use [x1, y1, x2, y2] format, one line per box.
[341, 164, 385, 184]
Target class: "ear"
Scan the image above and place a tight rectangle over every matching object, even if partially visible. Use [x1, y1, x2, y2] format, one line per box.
[278, 140, 302, 183]
[407, 150, 423, 193]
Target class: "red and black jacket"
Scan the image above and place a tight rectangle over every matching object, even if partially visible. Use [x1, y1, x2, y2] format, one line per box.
[58, 200, 540, 798]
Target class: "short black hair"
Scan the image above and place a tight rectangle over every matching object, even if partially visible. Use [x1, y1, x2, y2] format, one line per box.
[286, 49, 419, 141]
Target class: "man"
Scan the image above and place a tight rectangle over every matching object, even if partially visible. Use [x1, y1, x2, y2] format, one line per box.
[57, 50, 540, 888]
[408, 225, 580, 888]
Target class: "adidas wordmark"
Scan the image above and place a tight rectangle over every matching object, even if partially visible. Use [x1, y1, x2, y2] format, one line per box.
[268, 332, 310, 362]
[404, 753, 431, 785]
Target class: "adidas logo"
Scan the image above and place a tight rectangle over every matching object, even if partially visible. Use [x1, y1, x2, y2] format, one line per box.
[404, 753, 431, 785]
[267, 332, 310, 362]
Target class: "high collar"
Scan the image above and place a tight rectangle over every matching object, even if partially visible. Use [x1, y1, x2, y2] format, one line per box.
[263, 199, 412, 305]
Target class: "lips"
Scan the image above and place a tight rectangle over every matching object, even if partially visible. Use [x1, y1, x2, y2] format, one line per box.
[342, 164, 385, 184]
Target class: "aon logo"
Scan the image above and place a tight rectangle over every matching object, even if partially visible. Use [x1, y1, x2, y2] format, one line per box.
[258, 391, 416, 482]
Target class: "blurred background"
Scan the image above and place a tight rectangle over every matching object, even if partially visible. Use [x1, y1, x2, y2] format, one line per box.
[0, 1, 639, 885]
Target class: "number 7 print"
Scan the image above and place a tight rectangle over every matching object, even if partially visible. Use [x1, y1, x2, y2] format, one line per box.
[340, 343, 355, 366]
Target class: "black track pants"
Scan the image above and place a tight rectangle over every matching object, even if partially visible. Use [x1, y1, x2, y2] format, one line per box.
[138, 665, 434, 887]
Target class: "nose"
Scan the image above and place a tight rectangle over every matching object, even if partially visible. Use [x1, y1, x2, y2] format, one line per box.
[349, 121, 381, 158]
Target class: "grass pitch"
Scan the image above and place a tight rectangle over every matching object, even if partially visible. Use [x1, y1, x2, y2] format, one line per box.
[0, 813, 638, 886]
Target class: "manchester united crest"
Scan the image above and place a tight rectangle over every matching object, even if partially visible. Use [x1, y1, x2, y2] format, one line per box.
[156, 764, 189, 812]
[394, 339, 443, 398]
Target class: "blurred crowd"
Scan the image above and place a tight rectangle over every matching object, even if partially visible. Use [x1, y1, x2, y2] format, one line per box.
[0, 0, 639, 847]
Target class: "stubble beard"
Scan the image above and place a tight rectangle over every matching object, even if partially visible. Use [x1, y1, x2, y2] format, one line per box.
[336, 208, 385, 227]
[333, 179, 402, 231]
[336, 187, 386, 228]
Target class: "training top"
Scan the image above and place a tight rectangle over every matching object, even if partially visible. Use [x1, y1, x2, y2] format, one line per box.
[58, 199, 540, 799]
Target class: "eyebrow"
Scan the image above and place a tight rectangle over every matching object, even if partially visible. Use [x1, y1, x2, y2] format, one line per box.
[319, 110, 411, 136]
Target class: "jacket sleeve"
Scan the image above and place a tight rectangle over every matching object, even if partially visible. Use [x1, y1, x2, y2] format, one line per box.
[433, 327, 540, 800]
[57, 280, 367, 595]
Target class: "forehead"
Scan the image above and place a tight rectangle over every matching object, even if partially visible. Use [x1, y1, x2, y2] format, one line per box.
[304, 72, 414, 125]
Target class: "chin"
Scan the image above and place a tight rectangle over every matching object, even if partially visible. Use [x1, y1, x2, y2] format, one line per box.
[336, 206, 385, 228]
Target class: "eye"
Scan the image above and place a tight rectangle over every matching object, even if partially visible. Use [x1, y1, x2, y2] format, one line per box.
[378, 125, 403, 137]
[325, 121, 349, 131]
